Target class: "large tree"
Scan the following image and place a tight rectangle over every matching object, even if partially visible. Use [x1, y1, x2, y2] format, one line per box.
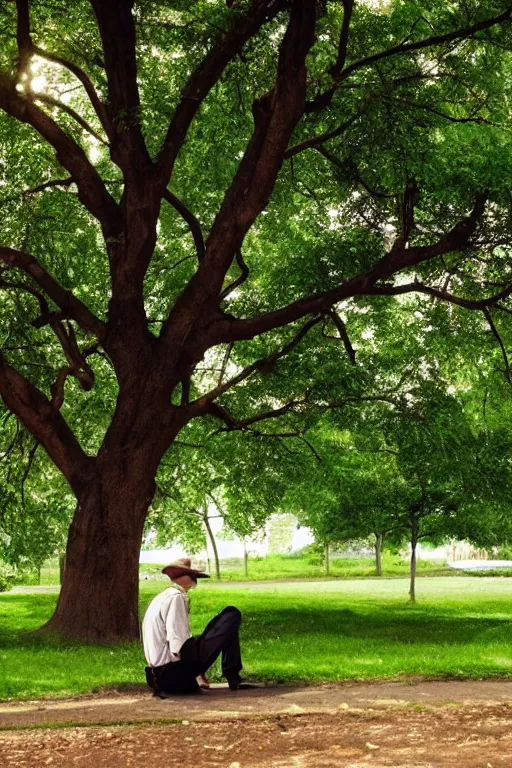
[1, 0, 512, 640]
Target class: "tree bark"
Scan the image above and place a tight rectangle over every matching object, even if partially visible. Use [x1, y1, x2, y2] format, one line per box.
[204, 514, 221, 580]
[324, 541, 330, 576]
[374, 532, 383, 576]
[43, 468, 153, 642]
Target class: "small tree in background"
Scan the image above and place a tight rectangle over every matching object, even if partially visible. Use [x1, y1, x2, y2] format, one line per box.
[289, 440, 410, 576]
[369, 388, 512, 601]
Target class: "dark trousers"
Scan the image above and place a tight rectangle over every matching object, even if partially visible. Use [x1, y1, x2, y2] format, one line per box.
[148, 606, 243, 695]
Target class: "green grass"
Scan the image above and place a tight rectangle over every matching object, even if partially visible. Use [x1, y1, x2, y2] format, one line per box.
[1, 577, 512, 701]
[28, 553, 453, 588]
[217, 552, 452, 580]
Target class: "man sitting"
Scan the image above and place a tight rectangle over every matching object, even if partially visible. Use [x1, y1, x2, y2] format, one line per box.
[142, 557, 250, 695]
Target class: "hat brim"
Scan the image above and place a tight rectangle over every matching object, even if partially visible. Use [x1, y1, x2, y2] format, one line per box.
[162, 565, 210, 580]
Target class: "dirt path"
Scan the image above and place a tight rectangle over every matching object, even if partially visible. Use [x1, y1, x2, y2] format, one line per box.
[1, 681, 512, 767]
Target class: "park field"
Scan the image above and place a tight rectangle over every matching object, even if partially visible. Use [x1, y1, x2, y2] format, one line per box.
[0, 577, 511, 700]
[31, 552, 455, 586]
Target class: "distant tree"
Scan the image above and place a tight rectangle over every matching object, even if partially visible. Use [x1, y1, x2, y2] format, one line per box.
[286, 373, 512, 600]
[288, 440, 409, 575]
[147, 431, 291, 578]
[371, 388, 512, 601]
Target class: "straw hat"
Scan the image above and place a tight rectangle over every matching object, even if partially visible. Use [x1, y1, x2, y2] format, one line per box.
[161, 557, 210, 581]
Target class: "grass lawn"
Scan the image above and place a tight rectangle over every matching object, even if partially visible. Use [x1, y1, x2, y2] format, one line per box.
[31, 552, 454, 587]
[1, 577, 511, 700]
[198, 552, 453, 580]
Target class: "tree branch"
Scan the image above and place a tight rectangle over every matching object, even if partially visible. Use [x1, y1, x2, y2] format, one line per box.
[21, 177, 74, 196]
[13, 0, 112, 139]
[206, 400, 322, 461]
[88, 0, 150, 169]
[191, 315, 322, 411]
[366, 281, 512, 311]
[47, 319, 95, 395]
[339, 9, 512, 83]
[0, 354, 94, 495]
[13, 176, 119, 199]
[162, 188, 205, 262]
[0, 247, 106, 340]
[220, 250, 250, 300]
[0, 273, 49, 317]
[207, 395, 308, 432]
[15, 0, 31, 80]
[0, 75, 120, 233]
[50, 366, 72, 410]
[217, 342, 234, 386]
[33, 93, 109, 145]
[306, 7, 512, 112]
[155, 0, 289, 187]
[211, 194, 488, 343]
[315, 146, 395, 199]
[213, 189, 489, 348]
[21, 439, 39, 509]
[383, 95, 498, 127]
[378, 191, 488, 274]
[0, 417, 20, 464]
[331, 0, 354, 78]
[326, 309, 356, 364]
[181, 375, 191, 407]
[285, 109, 364, 159]
[0, 270, 96, 399]
[32, 43, 112, 138]
[199, 0, 317, 277]
[483, 308, 512, 386]
[160, 1, 317, 348]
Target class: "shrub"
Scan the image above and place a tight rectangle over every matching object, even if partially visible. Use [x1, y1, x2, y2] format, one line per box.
[0, 562, 14, 592]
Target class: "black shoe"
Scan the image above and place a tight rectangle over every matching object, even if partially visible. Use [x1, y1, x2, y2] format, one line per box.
[153, 690, 174, 699]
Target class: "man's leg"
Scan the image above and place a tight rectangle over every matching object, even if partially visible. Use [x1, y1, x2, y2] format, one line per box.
[182, 606, 243, 685]
[153, 661, 200, 695]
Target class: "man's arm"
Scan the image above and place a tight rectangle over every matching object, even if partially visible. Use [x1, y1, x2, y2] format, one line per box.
[165, 594, 192, 661]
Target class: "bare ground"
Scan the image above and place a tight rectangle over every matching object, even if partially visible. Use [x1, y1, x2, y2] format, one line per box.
[1, 681, 512, 767]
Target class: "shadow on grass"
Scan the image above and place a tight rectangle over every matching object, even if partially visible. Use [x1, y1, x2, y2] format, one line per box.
[239, 608, 511, 646]
[1, 592, 510, 651]
[0, 594, 58, 639]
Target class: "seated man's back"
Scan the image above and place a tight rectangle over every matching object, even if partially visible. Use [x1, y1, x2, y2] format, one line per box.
[143, 584, 191, 667]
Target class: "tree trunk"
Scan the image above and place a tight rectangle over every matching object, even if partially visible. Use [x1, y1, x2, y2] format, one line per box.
[243, 540, 249, 578]
[374, 532, 383, 577]
[409, 535, 418, 604]
[324, 541, 330, 576]
[43, 473, 151, 642]
[204, 515, 221, 580]
[39, 376, 187, 642]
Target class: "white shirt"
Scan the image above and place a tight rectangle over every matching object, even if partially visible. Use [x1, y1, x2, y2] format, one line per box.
[142, 585, 192, 667]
